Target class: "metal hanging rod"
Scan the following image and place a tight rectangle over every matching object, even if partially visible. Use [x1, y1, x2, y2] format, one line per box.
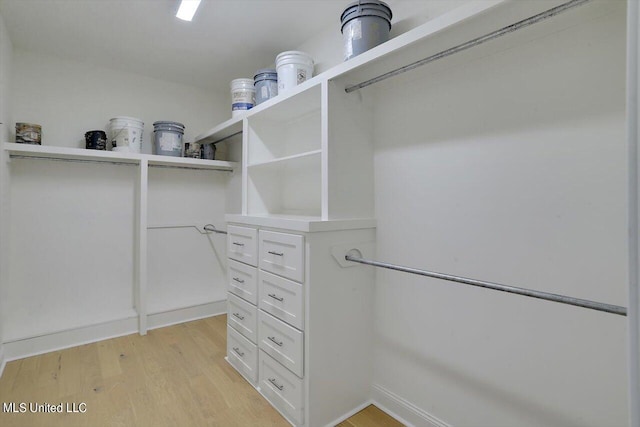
[148, 164, 233, 172]
[9, 155, 233, 172]
[345, 250, 627, 316]
[204, 224, 227, 234]
[206, 130, 243, 146]
[344, 0, 590, 93]
[9, 154, 137, 167]
[147, 224, 227, 235]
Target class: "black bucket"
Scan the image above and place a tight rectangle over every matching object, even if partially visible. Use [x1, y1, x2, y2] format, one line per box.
[85, 130, 107, 150]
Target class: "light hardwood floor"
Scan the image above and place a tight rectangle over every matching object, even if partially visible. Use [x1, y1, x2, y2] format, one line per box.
[0, 315, 402, 427]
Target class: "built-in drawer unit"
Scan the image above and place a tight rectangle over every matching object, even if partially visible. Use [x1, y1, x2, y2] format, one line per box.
[259, 230, 304, 283]
[228, 259, 258, 305]
[227, 293, 258, 343]
[227, 325, 258, 385]
[258, 310, 304, 378]
[258, 270, 304, 330]
[259, 350, 304, 426]
[227, 225, 258, 266]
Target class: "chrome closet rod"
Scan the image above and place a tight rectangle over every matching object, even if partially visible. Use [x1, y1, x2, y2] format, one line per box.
[344, 0, 591, 93]
[9, 155, 233, 172]
[203, 224, 227, 234]
[202, 130, 243, 146]
[146, 224, 227, 235]
[149, 164, 233, 172]
[345, 252, 627, 316]
[9, 154, 137, 167]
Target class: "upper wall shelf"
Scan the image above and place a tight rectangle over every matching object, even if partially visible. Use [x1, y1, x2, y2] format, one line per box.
[193, 77, 324, 145]
[196, 0, 615, 147]
[324, 0, 616, 90]
[4, 143, 238, 171]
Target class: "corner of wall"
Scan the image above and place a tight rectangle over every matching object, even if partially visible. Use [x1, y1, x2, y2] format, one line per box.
[0, 8, 14, 372]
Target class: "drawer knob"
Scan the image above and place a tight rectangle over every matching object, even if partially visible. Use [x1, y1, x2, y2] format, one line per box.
[232, 347, 245, 357]
[268, 250, 284, 257]
[233, 277, 245, 284]
[268, 336, 283, 347]
[232, 312, 245, 321]
[268, 293, 284, 302]
[268, 377, 284, 391]
[232, 242, 245, 247]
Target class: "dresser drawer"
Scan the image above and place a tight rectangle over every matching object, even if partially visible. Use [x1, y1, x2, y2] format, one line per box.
[227, 325, 258, 385]
[227, 293, 258, 343]
[258, 310, 303, 378]
[228, 259, 258, 305]
[259, 230, 304, 283]
[259, 350, 304, 426]
[227, 225, 258, 266]
[259, 270, 304, 330]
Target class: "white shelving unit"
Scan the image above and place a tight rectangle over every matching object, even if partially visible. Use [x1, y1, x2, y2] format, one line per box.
[206, 0, 639, 426]
[4, 142, 237, 171]
[3, 141, 238, 337]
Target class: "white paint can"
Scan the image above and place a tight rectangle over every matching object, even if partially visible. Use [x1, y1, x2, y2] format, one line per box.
[109, 116, 144, 153]
[230, 78, 255, 117]
[275, 51, 314, 93]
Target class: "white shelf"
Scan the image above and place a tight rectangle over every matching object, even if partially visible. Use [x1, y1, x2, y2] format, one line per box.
[325, 0, 616, 89]
[147, 155, 236, 171]
[5, 143, 238, 171]
[226, 214, 376, 233]
[193, 116, 243, 145]
[194, 0, 612, 148]
[5, 142, 142, 163]
[247, 149, 322, 169]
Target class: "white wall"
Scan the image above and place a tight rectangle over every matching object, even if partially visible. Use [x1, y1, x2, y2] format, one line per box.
[10, 49, 227, 151]
[371, 3, 628, 427]
[147, 167, 230, 314]
[0, 9, 12, 370]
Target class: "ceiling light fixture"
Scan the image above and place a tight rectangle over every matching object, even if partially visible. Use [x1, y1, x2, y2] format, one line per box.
[176, 0, 201, 21]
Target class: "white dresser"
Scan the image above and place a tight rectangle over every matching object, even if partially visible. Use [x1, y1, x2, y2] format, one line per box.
[225, 220, 375, 427]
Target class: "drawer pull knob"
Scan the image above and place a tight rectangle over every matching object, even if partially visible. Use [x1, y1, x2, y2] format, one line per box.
[233, 277, 245, 284]
[232, 312, 245, 321]
[268, 336, 283, 347]
[268, 378, 284, 391]
[268, 251, 284, 257]
[232, 242, 245, 246]
[232, 347, 245, 357]
[268, 293, 284, 302]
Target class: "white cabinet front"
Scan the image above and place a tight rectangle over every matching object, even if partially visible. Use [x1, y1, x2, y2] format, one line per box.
[227, 225, 258, 266]
[259, 230, 304, 283]
[227, 293, 258, 343]
[258, 270, 304, 330]
[228, 259, 258, 305]
[259, 350, 304, 426]
[258, 310, 304, 378]
[227, 325, 258, 385]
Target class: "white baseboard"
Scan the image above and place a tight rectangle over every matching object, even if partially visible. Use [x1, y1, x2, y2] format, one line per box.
[0, 344, 6, 378]
[2, 301, 227, 363]
[147, 300, 226, 330]
[324, 399, 374, 427]
[371, 384, 451, 427]
[3, 315, 139, 362]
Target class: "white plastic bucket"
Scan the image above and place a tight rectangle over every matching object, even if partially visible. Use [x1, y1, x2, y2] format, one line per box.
[153, 121, 184, 157]
[109, 116, 144, 153]
[275, 51, 314, 93]
[230, 78, 255, 117]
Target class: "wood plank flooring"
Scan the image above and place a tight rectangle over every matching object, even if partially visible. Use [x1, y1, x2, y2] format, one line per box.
[0, 315, 403, 426]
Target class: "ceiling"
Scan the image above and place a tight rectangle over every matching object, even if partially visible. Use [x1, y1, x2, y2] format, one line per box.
[0, 0, 350, 94]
